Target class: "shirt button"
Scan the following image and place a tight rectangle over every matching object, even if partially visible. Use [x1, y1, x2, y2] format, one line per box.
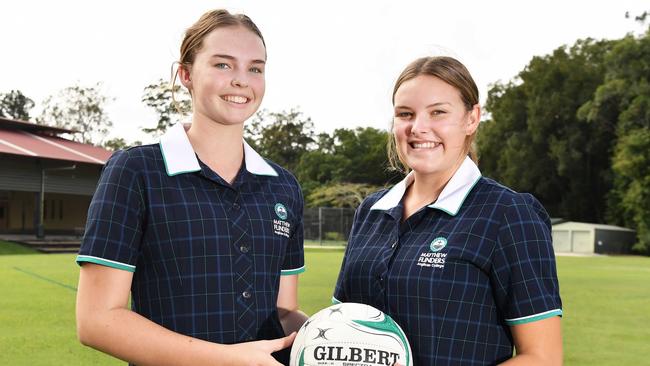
[233, 202, 240, 210]
[242, 291, 252, 299]
[240, 245, 250, 253]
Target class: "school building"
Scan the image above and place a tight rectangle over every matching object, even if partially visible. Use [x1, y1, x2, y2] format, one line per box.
[0, 117, 112, 236]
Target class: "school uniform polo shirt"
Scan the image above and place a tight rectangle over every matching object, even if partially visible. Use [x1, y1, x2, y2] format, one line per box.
[333, 156, 562, 366]
[77, 123, 305, 347]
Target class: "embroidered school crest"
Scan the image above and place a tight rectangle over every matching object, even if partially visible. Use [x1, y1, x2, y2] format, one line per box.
[430, 237, 447, 252]
[275, 203, 288, 220]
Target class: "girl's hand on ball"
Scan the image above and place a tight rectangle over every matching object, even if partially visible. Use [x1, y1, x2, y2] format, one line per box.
[223, 332, 297, 366]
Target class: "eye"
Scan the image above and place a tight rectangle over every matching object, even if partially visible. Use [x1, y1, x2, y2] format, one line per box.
[395, 111, 413, 119]
[215, 63, 231, 69]
[431, 110, 446, 116]
[249, 66, 264, 74]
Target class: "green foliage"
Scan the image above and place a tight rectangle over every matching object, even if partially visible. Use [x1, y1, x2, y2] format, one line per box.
[583, 29, 650, 253]
[306, 183, 381, 208]
[480, 27, 650, 253]
[141, 78, 192, 136]
[245, 108, 316, 173]
[38, 83, 113, 145]
[102, 137, 142, 151]
[245, 109, 398, 205]
[0, 90, 34, 120]
[324, 232, 345, 241]
[479, 39, 613, 222]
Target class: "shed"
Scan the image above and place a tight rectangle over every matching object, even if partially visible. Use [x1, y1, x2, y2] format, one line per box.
[551, 221, 636, 254]
[0, 117, 112, 236]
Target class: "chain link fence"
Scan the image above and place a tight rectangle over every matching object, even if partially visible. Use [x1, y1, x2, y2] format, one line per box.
[304, 207, 355, 246]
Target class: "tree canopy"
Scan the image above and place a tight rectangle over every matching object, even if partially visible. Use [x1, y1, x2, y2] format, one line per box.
[0, 90, 34, 120]
[38, 83, 113, 145]
[478, 27, 650, 253]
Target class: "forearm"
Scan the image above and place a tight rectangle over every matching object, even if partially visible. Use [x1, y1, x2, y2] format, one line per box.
[499, 353, 562, 366]
[503, 317, 563, 366]
[78, 307, 231, 366]
[278, 308, 308, 335]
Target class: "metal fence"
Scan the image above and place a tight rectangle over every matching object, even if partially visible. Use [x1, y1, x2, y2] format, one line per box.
[304, 207, 355, 245]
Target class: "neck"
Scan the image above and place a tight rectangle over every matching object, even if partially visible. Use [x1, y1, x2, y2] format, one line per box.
[403, 157, 465, 220]
[186, 115, 245, 184]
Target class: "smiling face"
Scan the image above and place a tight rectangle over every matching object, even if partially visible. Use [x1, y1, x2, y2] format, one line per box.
[179, 25, 266, 126]
[392, 74, 479, 178]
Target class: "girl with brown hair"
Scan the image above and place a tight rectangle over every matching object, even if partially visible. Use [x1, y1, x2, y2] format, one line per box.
[76, 9, 307, 366]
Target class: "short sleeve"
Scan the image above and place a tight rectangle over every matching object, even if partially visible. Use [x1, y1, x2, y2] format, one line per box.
[76, 150, 145, 272]
[490, 193, 563, 326]
[281, 181, 305, 276]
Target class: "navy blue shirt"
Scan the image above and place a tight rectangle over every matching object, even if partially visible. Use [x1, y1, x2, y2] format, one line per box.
[334, 157, 562, 365]
[77, 124, 305, 355]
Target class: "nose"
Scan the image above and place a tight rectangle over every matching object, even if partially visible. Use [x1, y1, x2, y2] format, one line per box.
[231, 77, 248, 88]
[410, 114, 429, 135]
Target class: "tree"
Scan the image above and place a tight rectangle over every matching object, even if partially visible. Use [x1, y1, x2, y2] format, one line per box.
[245, 108, 315, 173]
[141, 78, 192, 136]
[580, 28, 650, 253]
[38, 83, 113, 145]
[478, 39, 614, 222]
[103, 137, 142, 151]
[307, 183, 381, 208]
[330, 127, 398, 185]
[0, 90, 35, 120]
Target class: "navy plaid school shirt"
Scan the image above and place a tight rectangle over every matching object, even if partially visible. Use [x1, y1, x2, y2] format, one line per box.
[77, 124, 305, 357]
[334, 157, 562, 366]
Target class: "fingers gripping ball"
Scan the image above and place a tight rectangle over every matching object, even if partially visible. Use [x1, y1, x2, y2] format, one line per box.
[290, 303, 412, 366]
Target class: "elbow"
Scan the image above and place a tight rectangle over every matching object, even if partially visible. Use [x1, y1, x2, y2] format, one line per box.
[76, 309, 104, 348]
[76, 315, 94, 346]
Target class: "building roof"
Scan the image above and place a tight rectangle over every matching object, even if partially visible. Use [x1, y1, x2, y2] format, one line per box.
[0, 118, 112, 165]
[552, 221, 635, 232]
[0, 117, 76, 135]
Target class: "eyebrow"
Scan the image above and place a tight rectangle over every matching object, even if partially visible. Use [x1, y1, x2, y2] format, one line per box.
[394, 102, 451, 109]
[211, 54, 266, 64]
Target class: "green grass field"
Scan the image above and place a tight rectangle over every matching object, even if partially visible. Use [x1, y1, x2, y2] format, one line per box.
[1, 240, 649, 365]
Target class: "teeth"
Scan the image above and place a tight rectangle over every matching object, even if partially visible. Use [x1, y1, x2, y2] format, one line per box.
[412, 142, 439, 149]
[222, 95, 248, 104]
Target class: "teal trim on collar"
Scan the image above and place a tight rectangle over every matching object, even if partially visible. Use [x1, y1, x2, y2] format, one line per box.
[159, 123, 201, 176]
[243, 140, 278, 176]
[370, 156, 482, 216]
[159, 123, 278, 177]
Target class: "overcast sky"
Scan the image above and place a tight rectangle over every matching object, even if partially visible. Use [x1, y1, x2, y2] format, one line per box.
[1, 0, 647, 144]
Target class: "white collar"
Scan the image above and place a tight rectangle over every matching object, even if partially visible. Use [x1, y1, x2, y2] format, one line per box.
[159, 123, 278, 177]
[370, 156, 482, 216]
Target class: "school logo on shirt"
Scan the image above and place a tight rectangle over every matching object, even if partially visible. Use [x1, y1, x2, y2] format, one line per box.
[275, 203, 288, 220]
[430, 237, 447, 252]
[273, 203, 291, 238]
[417, 237, 448, 269]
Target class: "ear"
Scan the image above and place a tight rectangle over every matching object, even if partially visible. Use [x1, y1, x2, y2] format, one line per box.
[178, 64, 192, 90]
[465, 104, 481, 136]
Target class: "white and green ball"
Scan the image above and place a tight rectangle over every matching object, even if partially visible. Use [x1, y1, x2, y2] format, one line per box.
[290, 303, 412, 366]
